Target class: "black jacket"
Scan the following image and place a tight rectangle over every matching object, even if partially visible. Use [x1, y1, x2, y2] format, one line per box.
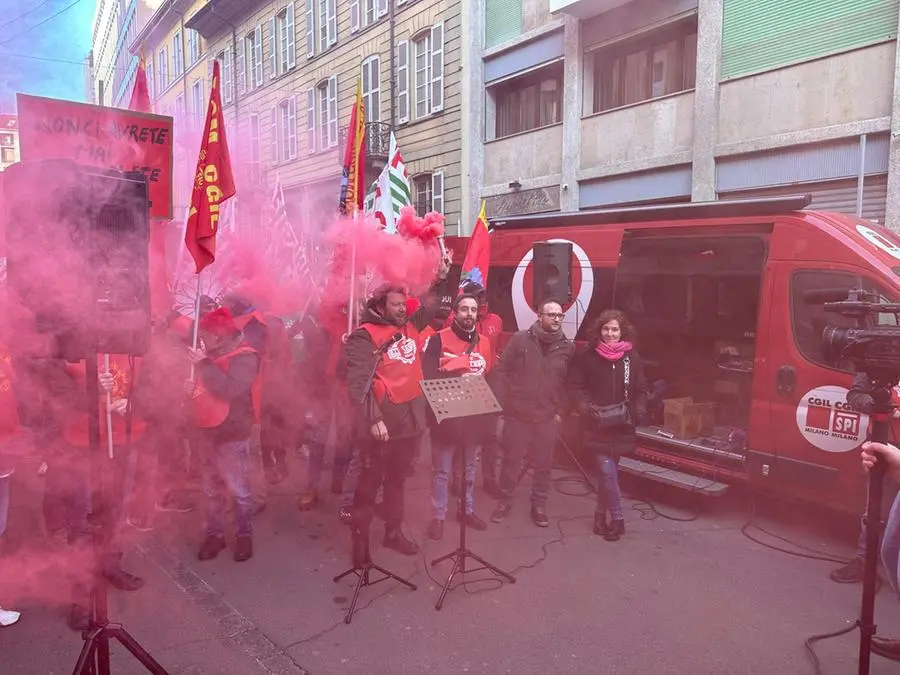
[492, 325, 574, 425]
[847, 372, 877, 414]
[569, 346, 648, 437]
[422, 323, 496, 445]
[344, 279, 447, 439]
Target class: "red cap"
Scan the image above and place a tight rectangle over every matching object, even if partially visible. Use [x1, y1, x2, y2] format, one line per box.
[199, 307, 239, 337]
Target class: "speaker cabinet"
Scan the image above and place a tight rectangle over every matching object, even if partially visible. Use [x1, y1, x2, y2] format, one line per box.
[532, 241, 572, 309]
[2, 159, 151, 359]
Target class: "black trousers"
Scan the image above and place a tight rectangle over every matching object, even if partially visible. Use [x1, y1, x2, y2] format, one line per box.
[352, 434, 418, 529]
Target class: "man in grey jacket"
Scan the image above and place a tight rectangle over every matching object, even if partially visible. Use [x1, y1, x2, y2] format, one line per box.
[490, 298, 574, 528]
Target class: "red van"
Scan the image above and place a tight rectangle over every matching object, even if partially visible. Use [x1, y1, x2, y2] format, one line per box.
[443, 195, 900, 515]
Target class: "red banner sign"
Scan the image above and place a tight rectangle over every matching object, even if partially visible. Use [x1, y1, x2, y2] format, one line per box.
[15, 94, 174, 220]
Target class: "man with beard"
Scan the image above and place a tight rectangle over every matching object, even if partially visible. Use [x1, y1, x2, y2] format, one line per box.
[422, 294, 493, 540]
[490, 298, 574, 527]
[344, 259, 450, 559]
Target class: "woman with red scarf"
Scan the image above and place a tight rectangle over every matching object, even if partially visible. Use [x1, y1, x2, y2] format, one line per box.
[569, 310, 647, 541]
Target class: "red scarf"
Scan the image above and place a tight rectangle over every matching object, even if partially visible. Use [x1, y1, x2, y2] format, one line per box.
[595, 341, 633, 361]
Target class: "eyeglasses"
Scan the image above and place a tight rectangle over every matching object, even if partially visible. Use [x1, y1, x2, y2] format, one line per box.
[541, 312, 565, 319]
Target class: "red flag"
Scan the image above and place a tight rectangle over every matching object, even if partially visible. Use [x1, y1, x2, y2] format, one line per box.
[184, 61, 235, 274]
[128, 53, 152, 114]
[339, 79, 366, 216]
[459, 201, 491, 291]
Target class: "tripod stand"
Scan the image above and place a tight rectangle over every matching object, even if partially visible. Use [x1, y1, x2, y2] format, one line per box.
[72, 356, 169, 675]
[421, 376, 515, 610]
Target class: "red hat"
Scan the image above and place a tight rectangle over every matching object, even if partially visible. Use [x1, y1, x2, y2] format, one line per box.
[199, 307, 239, 337]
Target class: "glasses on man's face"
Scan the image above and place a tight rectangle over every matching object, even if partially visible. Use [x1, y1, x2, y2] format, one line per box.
[541, 312, 565, 320]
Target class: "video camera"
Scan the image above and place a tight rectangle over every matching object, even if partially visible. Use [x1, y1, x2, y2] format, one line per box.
[822, 289, 900, 382]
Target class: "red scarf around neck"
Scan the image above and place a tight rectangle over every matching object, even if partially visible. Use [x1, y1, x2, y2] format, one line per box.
[595, 341, 633, 361]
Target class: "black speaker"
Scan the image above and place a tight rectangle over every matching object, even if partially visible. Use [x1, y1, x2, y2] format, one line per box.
[2, 159, 152, 359]
[532, 241, 572, 308]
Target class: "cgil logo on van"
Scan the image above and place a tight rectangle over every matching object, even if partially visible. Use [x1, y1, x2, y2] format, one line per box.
[512, 239, 594, 339]
[795, 385, 870, 453]
[856, 224, 900, 260]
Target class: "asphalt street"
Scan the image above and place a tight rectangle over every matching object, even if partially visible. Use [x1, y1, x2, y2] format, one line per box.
[2, 452, 900, 675]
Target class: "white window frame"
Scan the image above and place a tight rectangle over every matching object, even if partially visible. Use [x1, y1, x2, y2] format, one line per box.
[306, 0, 315, 58]
[221, 48, 233, 103]
[254, 24, 264, 87]
[286, 3, 296, 69]
[190, 80, 204, 127]
[361, 56, 380, 124]
[306, 88, 316, 153]
[249, 113, 261, 183]
[270, 108, 279, 164]
[175, 93, 185, 122]
[146, 61, 154, 101]
[157, 47, 168, 92]
[269, 16, 278, 79]
[187, 30, 200, 65]
[396, 40, 409, 124]
[316, 0, 335, 53]
[326, 75, 338, 148]
[431, 170, 444, 214]
[430, 23, 444, 113]
[350, 0, 360, 33]
[326, 0, 337, 47]
[317, 80, 329, 152]
[280, 97, 298, 161]
[237, 38, 246, 94]
[172, 31, 183, 78]
[412, 23, 444, 119]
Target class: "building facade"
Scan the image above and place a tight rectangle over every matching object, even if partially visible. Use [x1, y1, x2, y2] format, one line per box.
[91, 0, 120, 104]
[466, 0, 900, 229]
[131, 0, 212, 217]
[91, 0, 159, 108]
[0, 116, 20, 173]
[186, 0, 463, 235]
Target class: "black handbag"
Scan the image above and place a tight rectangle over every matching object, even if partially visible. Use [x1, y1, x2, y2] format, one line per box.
[589, 356, 632, 430]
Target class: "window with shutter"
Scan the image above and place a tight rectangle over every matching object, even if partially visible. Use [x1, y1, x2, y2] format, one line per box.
[318, 0, 328, 53]
[307, 88, 316, 153]
[249, 114, 260, 184]
[288, 97, 297, 159]
[237, 37, 246, 94]
[254, 25, 264, 86]
[146, 62, 154, 100]
[158, 47, 168, 91]
[485, 0, 523, 49]
[350, 0, 360, 33]
[269, 17, 277, 79]
[362, 56, 380, 124]
[413, 32, 430, 118]
[286, 3, 296, 68]
[397, 41, 409, 124]
[317, 81, 328, 151]
[222, 48, 233, 103]
[430, 23, 444, 113]
[271, 108, 278, 164]
[306, 1, 315, 57]
[326, 0, 337, 47]
[412, 174, 432, 217]
[432, 171, 444, 215]
[327, 75, 338, 147]
[172, 31, 183, 78]
[377, 0, 388, 19]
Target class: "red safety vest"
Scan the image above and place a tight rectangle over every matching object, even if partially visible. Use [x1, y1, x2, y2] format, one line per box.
[443, 312, 503, 353]
[0, 349, 20, 440]
[191, 344, 262, 429]
[62, 355, 146, 448]
[417, 325, 437, 351]
[361, 323, 423, 405]
[436, 327, 494, 377]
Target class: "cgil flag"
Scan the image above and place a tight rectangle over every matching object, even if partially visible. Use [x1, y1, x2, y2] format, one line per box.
[184, 60, 235, 274]
[459, 200, 491, 291]
[339, 79, 366, 216]
[363, 132, 412, 234]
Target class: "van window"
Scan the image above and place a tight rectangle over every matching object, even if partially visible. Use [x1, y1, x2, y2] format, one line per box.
[790, 270, 899, 371]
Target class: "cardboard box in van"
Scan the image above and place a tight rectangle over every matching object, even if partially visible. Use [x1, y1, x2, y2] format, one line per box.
[663, 397, 716, 439]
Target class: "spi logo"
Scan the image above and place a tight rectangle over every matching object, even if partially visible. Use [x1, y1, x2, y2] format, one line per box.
[795, 385, 869, 453]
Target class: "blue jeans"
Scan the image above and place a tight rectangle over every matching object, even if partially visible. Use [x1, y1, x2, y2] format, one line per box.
[882, 492, 900, 601]
[432, 439, 478, 520]
[596, 455, 624, 521]
[199, 437, 253, 538]
[0, 473, 10, 538]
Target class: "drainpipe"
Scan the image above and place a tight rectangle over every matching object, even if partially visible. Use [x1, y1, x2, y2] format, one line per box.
[389, 0, 396, 129]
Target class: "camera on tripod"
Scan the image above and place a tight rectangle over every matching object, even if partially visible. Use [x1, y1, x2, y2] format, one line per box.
[822, 288, 900, 381]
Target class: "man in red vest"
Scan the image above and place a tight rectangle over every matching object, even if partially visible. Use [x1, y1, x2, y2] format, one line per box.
[422, 294, 495, 540]
[187, 307, 262, 563]
[344, 262, 450, 558]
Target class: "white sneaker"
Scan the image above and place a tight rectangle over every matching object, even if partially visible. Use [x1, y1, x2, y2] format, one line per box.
[0, 607, 21, 626]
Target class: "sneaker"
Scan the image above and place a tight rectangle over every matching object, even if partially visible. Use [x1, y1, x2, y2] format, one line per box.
[531, 505, 549, 528]
[383, 528, 419, 556]
[0, 607, 20, 627]
[102, 568, 145, 592]
[491, 503, 512, 523]
[871, 636, 900, 661]
[593, 512, 609, 536]
[604, 519, 625, 542]
[461, 512, 488, 531]
[234, 536, 253, 562]
[198, 535, 227, 561]
[830, 557, 865, 583]
[427, 518, 444, 541]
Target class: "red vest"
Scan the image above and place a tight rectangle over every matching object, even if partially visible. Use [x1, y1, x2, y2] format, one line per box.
[62, 355, 146, 448]
[361, 323, 423, 405]
[192, 344, 262, 429]
[417, 325, 437, 351]
[437, 327, 493, 377]
[0, 349, 20, 440]
[443, 312, 503, 354]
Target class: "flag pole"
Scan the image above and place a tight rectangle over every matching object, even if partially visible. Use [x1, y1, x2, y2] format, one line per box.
[347, 213, 358, 336]
[190, 275, 202, 381]
[103, 354, 115, 459]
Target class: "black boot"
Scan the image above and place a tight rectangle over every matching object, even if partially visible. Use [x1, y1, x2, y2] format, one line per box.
[593, 512, 609, 536]
[383, 527, 419, 556]
[103, 567, 145, 591]
[604, 519, 625, 542]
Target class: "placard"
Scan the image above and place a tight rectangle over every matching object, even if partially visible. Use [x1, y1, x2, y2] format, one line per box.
[15, 94, 174, 220]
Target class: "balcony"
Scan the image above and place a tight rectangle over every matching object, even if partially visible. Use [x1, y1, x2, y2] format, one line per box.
[337, 122, 392, 168]
[550, 0, 633, 18]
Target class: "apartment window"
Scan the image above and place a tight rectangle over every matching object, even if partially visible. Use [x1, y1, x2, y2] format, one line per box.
[157, 47, 168, 91]
[172, 31, 183, 78]
[413, 24, 444, 119]
[249, 113, 261, 184]
[187, 29, 200, 65]
[280, 98, 298, 161]
[412, 171, 443, 216]
[246, 26, 263, 90]
[218, 48, 233, 103]
[315, 76, 337, 150]
[306, 88, 316, 153]
[493, 60, 563, 139]
[361, 56, 380, 123]
[270, 108, 278, 163]
[190, 80, 204, 126]
[308, 0, 336, 56]
[1, 147, 15, 164]
[270, 6, 296, 79]
[351, 0, 387, 32]
[146, 61, 154, 100]
[591, 17, 697, 113]
[175, 93, 185, 122]
[396, 41, 409, 123]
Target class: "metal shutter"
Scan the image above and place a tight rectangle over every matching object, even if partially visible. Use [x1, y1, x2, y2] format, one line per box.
[485, 0, 522, 49]
[722, 0, 899, 79]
